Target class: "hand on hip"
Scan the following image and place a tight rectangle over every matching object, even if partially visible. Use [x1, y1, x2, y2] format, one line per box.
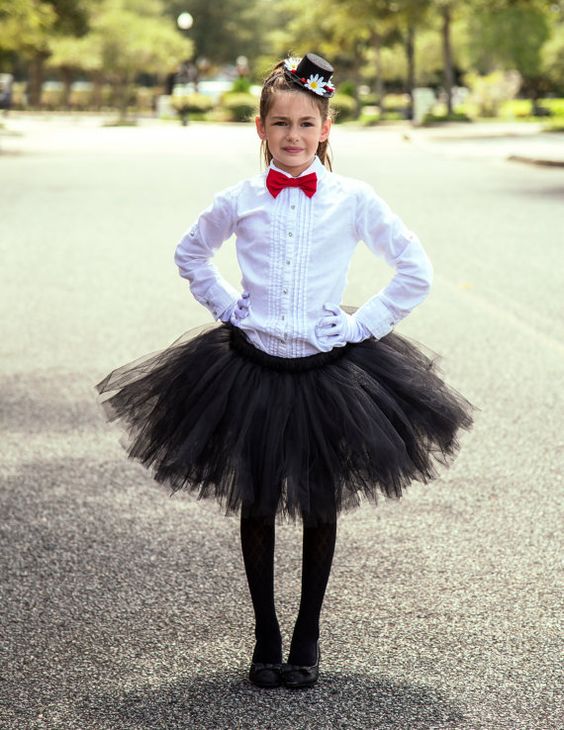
[220, 291, 251, 325]
[315, 304, 369, 347]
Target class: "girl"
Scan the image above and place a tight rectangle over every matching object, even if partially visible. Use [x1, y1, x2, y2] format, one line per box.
[97, 53, 473, 690]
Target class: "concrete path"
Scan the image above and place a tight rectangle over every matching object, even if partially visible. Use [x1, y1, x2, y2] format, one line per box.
[1, 120, 562, 729]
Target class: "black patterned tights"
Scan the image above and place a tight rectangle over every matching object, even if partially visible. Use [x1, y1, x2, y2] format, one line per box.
[240, 516, 337, 666]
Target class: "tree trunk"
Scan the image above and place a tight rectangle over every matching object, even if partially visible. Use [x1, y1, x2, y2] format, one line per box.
[441, 4, 454, 115]
[92, 72, 104, 111]
[27, 53, 48, 108]
[373, 31, 385, 105]
[61, 68, 73, 110]
[114, 73, 132, 121]
[352, 43, 363, 120]
[405, 21, 416, 120]
[118, 81, 130, 121]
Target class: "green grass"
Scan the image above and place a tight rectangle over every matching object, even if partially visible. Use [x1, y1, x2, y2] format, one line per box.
[543, 120, 564, 133]
[499, 98, 564, 120]
[422, 111, 472, 125]
[427, 98, 564, 123]
[102, 118, 139, 127]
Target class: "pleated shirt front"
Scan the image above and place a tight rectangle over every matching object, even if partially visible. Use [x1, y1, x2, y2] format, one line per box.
[174, 156, 433, 358]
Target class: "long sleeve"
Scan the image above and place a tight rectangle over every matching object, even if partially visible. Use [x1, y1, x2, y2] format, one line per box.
[174, 188, 240, 320]
[353, 185, 433, 339]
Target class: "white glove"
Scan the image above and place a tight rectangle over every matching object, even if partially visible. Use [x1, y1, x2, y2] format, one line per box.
[219, 291, 250, 325]
[315, 303, 371, 348]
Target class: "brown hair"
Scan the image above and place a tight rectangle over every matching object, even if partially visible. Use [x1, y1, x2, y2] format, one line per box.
[259, 60, 333, 170]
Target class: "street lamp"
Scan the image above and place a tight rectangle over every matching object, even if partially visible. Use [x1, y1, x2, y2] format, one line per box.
[236, 55, 249, 78]
[175, 10, 197, 90]
[177, 12, 193, 30]
[174, 11, 197, 125]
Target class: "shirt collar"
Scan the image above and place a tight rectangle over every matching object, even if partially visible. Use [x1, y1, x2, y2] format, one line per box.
[268, 155, 327, 180]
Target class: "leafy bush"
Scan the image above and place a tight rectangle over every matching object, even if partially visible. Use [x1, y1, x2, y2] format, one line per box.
[423, 111, 472, 124]
[360, 107, 381, 126]
[231, 77, 251, 94]
[331, 93, 357, 122]
[382, 93, 410, 112]
[69, 83, 95, 111]
[337, 81, 356, 98]
[465, 70, 521, 118]
[380, 110, 405, 121]
[359, 93, 379, 107]
[11, 82, 27, 109]
[41, 82, 65, 110]
[500, 97, 564, 120]
[136, 86, 158, 113]
[543, 120, 564, 132]
[171, 92, 214, 114]
[539, 98, 564, 117]
[221, 93, 256, 122]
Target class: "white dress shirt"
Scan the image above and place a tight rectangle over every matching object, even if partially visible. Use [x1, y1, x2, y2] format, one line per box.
[175, 156, 433, 358]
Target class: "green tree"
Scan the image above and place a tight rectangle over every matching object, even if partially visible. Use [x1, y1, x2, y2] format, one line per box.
[435, 0, 460, 113]
[88, 0, 188, 119]
[388, 0, 432, 116]
[262, 0, 368, 117]
[542, 20, 564, 94]
[47, 33, 100, 107]
[0, 1, 56, 106]
[0, 0, 92, 106]
[325, 0, 432, 115]
[368, 2, 403, 103]
[468, 0, 552, 105]
[165, 0, 277, 69]
[268, 0, 409, 118]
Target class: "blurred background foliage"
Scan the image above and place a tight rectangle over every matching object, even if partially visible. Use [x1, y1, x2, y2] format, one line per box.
[1, 0, 563, 123]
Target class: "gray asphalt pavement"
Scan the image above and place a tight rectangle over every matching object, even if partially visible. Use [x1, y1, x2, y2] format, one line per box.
[1, 119, 563, 730]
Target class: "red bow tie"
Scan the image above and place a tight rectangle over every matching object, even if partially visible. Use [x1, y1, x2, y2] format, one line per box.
[266, 169, 317, 199]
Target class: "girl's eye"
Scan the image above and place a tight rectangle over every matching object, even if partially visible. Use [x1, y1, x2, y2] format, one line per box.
[271, 121, 315, 127]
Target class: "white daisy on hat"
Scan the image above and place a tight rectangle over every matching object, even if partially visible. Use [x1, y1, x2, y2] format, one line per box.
[283, 52, 336, 99]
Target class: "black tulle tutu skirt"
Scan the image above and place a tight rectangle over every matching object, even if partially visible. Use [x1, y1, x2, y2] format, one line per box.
[96, 324, 473, 523]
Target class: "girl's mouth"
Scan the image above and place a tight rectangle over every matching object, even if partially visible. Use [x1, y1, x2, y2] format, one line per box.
[283, 147, 304, 153]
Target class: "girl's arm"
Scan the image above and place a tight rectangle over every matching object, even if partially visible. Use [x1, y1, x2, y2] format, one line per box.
[174, 188, 240, 320]
[354, 186, 433, 339]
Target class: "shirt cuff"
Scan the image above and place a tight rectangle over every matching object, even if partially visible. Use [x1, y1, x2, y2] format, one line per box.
[197, 282, 240, 321]
[354, 297, 395, 339]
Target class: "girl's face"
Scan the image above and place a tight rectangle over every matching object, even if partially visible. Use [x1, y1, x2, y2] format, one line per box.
[255, 91, 331, 177]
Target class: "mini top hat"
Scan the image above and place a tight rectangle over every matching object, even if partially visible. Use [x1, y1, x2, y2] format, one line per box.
[283, 53, 335, 98]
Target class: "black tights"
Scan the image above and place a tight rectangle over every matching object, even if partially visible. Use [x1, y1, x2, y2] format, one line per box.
[240, 516, 337, 666]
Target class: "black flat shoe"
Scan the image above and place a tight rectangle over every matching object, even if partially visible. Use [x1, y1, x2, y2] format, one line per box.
[281, 644, 320, 689]
[249, 662, 282, 688]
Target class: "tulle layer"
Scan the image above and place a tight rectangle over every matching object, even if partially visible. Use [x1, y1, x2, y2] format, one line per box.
[96, 324, 473, 523]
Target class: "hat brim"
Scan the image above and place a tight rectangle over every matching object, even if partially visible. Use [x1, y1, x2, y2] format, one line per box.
[283, 68, 335, 99]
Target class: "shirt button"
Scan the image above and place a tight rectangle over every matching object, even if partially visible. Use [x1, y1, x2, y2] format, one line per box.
[282, 288, 288, 294]
[286, 259, 291, 265]
[291, 205, 296, 210]
[281, 315, 285, 321]
[288, 232, 293, 237]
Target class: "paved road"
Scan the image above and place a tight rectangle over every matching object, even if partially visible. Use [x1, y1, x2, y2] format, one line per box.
[1, 120, 563, 729]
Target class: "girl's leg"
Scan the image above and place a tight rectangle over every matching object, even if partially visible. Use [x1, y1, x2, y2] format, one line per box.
[240, 515, 282, 664]
[288, 520, 337, 666]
